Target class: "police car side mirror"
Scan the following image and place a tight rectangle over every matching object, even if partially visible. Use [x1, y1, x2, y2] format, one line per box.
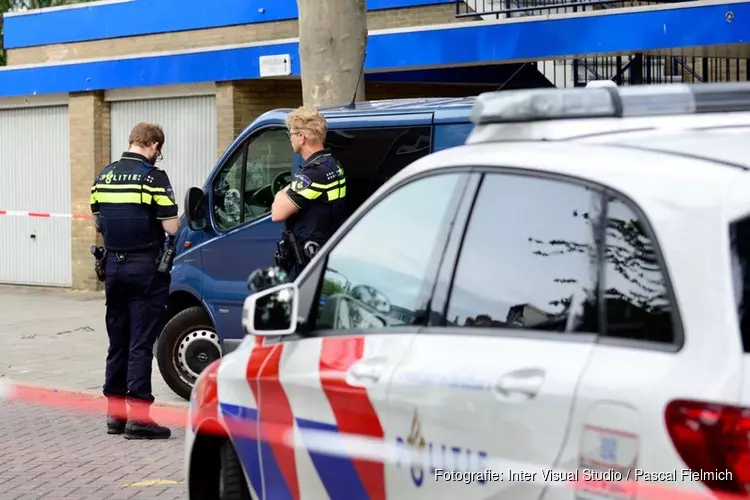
[185, 187, 208, 231]
[242, 282, 299, 337]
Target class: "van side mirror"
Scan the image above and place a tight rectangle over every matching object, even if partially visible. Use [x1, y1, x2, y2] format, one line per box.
[242, 282, 299, 337]
[247, 266, 289, 294]
[185, 187, 208, 231]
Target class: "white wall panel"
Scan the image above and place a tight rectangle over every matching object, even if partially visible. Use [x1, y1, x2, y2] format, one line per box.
[0, 105, 71, 287]
[110, 96, 217, 215]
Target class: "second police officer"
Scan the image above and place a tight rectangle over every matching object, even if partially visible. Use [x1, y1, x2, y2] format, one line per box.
[90, 122, 179, 440]
[271, 107, 347, 280]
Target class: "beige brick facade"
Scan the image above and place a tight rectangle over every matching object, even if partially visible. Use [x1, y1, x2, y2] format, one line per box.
[69, 92, 110, 290]
[216, 80, 304, 158]
[6, 4, 478, 66]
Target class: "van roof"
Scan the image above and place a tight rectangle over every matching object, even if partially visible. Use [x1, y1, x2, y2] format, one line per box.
[317, 96, 478, 116]
[250, 96, 477, 128]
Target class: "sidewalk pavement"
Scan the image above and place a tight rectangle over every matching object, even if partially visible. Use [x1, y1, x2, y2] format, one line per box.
[0, 285, 189, 499]
[0, 285, 185, 405]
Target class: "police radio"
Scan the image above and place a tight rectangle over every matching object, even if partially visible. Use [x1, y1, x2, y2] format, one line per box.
[157, 236, 176, 274]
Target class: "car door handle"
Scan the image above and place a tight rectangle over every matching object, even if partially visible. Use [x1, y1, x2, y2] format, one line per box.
[346, 361, 386, 385]
[494, 368, 545, 400]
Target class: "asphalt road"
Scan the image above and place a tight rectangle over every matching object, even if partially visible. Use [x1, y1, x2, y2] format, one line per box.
[0, 285, 188, 499]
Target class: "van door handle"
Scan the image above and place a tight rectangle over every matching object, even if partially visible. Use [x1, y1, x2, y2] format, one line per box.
[494, 368, 545, 400]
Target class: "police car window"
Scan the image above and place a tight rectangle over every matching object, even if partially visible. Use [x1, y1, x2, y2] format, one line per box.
[730, 213, 750, 353]
[244, 129, 295, 220]
[602, 196, 674, 344]
[446, 173, 601, 333]
[325, 126, 432, 216]
[314, 173, 465, 331]
[212, 144, 247, 231]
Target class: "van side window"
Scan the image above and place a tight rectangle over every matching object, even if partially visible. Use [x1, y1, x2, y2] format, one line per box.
[602, 196, 675, 344]
[326, 126, 432, 216]
[244, 129, 294, 220]
[314, 173, 467, 331]
[211, 128, 294, 231]
[445, 173, 602, 333]
[212, 143, 246, 231]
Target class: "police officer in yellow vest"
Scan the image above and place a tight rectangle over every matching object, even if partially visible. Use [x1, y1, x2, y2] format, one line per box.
[271, 107, 347, 280]
[90, 123, 178, 439]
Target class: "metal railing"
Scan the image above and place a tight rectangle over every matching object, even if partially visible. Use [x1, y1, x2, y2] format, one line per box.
[455, 0, 750, 87]
[570, 54, 750, 86]
[456, 0, 684, 18]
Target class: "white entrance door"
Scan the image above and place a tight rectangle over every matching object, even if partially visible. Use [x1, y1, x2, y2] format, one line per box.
[0, 105, 71, 287]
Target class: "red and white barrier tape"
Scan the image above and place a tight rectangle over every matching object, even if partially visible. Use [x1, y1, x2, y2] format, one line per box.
[0, 377, 743, 500]
[0, 210, 92, 220]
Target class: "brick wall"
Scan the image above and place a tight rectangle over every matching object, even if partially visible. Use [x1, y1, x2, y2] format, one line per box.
[7, 4, 477, 66]
[69, 92, 109, 290]
[216, 80, 303, 158]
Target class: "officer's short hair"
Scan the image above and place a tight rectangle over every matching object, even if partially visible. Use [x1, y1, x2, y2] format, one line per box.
[128, 122, 165, 149]
[285, 107, 327, 143]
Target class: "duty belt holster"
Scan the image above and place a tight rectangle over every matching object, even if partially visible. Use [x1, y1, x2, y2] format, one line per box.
[275, 231, 315, 272]
[90, 246, 107, 282]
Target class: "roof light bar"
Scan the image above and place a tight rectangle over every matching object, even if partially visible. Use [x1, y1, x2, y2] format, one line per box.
[470, 81, 750, 125]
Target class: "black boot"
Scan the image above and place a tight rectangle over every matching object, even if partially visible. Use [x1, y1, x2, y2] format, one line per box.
[107, 416, 126, 435]
[106, 396, 127, 435]
[124, 399, 171, 440]
[124, 419, 172, 440]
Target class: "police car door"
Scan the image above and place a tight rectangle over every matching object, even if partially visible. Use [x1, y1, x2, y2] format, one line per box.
[386, 170, 601, 500]
[252, 170, 476, 499]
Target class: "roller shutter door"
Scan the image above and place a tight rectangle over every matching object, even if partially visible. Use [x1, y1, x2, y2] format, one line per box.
[109, 96, 217, 215]
[0, 105, 71, 287]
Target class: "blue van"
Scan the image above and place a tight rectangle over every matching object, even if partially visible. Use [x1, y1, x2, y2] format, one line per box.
[156, 96, 477, 399]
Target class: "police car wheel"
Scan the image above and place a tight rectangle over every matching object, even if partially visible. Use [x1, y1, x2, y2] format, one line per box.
[219, 441, 252, 500]
[157, 306, 221, 401]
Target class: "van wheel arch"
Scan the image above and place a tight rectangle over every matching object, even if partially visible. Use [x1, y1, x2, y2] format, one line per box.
[157, 303, 222, 401]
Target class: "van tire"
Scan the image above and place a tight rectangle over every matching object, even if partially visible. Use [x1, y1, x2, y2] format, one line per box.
[157, 306, 222, 401]
[220, 441, 252, 500]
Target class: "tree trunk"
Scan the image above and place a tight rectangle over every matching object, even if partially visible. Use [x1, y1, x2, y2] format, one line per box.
[296, 0, 367, 108]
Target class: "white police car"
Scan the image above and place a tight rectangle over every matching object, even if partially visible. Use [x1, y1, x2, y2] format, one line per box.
[186, 82, 750, 500]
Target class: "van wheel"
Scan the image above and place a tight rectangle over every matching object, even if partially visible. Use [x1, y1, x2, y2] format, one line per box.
[157, 306, 222, 401]
[220, 441, 252, 500]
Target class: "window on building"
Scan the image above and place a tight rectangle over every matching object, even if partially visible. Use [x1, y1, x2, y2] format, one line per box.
[602, 196, 675, 344]
[446, 173, 602, 333]
[314, 172, 467, 332]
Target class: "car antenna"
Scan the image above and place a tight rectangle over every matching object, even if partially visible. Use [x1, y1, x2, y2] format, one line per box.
[346, 45, 367, 109]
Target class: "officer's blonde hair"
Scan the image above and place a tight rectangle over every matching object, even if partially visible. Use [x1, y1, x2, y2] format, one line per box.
[285, 107, 327, 144]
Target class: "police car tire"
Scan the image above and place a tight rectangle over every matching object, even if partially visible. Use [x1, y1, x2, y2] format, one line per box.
[220, 441, 252, 500]
[157, 306, 217, 401]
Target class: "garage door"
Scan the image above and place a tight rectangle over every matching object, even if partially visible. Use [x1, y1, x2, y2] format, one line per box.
[0, 105, 71, 287]
[109, 95, 217, 215]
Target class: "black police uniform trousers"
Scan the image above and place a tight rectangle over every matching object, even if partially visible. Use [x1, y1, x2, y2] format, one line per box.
[102, 250, 169, 416]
